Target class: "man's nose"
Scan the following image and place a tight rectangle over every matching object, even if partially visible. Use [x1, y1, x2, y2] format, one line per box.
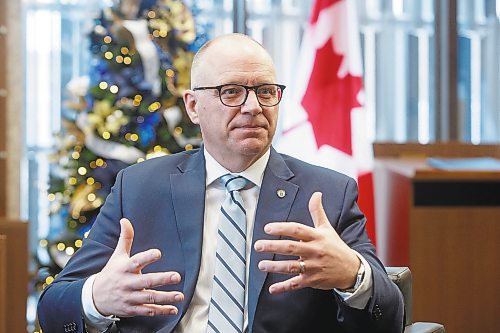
[241, 90, 262, 114]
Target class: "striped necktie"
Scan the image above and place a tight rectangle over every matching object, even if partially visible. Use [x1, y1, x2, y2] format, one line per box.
[207, 174, 250, 333]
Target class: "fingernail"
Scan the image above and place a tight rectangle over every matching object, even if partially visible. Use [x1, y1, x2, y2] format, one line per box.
[264, 225, 272, 233]
[170, 274, 180, 283]
[254, 242, 263, 251]
[258, 262, 265, 271]
[174, 293, 183, 302]
[170, 308, 178, 315]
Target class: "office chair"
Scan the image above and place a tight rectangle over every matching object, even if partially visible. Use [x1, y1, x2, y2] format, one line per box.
[386, 267, 445, 333]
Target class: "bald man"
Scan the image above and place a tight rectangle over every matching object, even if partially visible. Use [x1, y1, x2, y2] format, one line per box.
[38, 34, 404, 333]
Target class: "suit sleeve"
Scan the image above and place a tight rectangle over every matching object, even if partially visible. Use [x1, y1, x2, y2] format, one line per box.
[37, 170, 126, 333]
[333, 178, 404, 333]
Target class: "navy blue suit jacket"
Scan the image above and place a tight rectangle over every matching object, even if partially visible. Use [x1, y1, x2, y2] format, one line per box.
[38, 148, 404, 333]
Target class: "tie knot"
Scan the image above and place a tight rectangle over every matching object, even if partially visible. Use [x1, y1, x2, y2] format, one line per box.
[221, 174, 249, 192]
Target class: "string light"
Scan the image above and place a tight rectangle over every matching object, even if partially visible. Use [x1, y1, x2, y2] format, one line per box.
[120, 47, 129, 55]
[78, 167, 87, 176]
[69, 177, 77, 185]
[57, 243, 66, 251]
[174, 127, 183, 135]
[102, 131, 111, 139]
[166, 69, 175, 77]
[99, 81, 108, 90]
[39, 239, 48, 247]
[147, 11, 156, 18]
[104, 51, 113, 60]
[86, 177, 95, 185]
[116, 55, 124, 63]
[124, 57, 132, 65]
[109, 85, 119, 94]
[87, 193, 96, 202]
[95, 158, 104, 167]
[103, 36, 112, 43]
[47, 193, 56, 201]
[71, 152, 80, 159]
[65, 247, 75, 256]
[75, 240, 83, 248]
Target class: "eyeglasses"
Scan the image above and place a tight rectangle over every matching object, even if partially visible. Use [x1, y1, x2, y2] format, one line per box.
[193, 83, 286, 107]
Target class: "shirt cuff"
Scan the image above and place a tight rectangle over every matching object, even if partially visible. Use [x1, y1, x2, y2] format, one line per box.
[82, 274, 119, 333]
[334, 251, 373, 309]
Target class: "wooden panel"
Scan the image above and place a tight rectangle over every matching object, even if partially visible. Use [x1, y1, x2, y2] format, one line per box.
[0, 235, 7, 333]
[410, 208, 500, 333]
[374, 142, 500, 158]
[0, 219, 28, 333]
[0, 159, 5, 216]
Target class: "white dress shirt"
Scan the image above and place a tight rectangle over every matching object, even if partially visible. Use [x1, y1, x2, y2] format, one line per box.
[82, 148, 373, 332]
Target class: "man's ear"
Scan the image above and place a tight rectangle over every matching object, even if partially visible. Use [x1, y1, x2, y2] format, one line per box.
[183, 89, 199, 124]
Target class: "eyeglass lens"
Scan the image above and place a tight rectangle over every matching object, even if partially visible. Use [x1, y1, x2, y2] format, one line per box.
[220, 84, 282, 107]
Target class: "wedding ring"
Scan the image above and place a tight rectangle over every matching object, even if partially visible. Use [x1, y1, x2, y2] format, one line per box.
[298, 260, 306, 274]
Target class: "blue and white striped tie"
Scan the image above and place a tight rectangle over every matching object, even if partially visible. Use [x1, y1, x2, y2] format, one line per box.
[207, 174, 249, 333]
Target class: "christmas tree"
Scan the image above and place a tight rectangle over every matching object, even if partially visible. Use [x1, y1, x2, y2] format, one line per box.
[32, 1, 207, 328]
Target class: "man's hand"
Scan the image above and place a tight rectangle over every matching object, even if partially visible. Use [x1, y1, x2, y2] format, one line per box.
[93, 218, 184, 317]
[254, 192, 361, 294]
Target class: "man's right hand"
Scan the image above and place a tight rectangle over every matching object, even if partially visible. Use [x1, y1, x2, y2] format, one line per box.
[93, 218, 184, 317]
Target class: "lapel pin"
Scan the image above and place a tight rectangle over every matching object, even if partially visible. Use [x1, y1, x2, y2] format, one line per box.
[276, 189, 286, 198]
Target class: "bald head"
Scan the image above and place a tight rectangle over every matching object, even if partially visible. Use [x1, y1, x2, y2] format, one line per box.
[190, 34, 276, 88]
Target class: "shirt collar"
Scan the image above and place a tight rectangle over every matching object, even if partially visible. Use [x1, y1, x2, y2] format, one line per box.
[204, 148, 270, 188]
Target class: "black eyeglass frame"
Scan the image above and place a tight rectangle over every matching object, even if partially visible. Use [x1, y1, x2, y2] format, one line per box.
[192, 83, 286, 107]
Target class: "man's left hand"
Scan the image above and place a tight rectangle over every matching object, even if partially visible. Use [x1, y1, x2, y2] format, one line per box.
[254, 192, 361, 294]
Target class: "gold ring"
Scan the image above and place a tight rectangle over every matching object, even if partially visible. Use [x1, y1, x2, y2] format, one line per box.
[298, 260, 306, 274]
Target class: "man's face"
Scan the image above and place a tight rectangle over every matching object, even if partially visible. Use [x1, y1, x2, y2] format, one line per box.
[184, 38, 279, 171]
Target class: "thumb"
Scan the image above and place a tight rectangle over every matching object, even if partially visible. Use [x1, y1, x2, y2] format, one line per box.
[308, 192, 330, 229]
[115, 218, 134, 256]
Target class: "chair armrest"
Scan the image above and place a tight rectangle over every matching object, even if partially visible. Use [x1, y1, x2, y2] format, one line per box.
[386, 266, 413, 326]
[404, 322, 445, 333]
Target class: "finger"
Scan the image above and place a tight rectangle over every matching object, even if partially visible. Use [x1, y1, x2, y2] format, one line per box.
[127, 249, 162, 273]
[129, 271, 182, 289]
[115, 218, 135, 256]
[263, 222, 316, 241]
[268, 276, 305, 295]
[254, 239, 312, 257]
[128, 289, 184, 306]
[127, 304, 179, 317]
[258, 259, 304, 275]
[308, 192, 330, 229]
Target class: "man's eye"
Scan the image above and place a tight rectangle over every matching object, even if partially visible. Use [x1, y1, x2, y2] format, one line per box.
[258, 87, 276, 96]
[221, 87, 242, 96]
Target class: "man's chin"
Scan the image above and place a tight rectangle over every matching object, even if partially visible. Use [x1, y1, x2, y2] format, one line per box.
[237, 139, 270, 156]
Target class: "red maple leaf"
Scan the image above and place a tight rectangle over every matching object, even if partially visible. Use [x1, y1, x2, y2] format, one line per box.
[301, 37, 362, 156]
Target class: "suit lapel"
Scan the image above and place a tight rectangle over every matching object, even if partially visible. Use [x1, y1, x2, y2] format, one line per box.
[247, 149, 299, 332]
[170, 149, 206, 323]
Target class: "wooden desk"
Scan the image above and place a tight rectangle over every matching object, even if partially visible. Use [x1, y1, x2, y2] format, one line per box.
[375, 158, 500, 333]
[0, 235, 6, 333]
[0, 219, 28, 333]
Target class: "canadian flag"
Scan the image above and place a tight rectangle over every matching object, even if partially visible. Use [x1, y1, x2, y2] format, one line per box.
[276, 0, 376, 244]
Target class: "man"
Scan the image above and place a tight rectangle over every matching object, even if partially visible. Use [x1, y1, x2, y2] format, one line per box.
[38, 34, 404, 333]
